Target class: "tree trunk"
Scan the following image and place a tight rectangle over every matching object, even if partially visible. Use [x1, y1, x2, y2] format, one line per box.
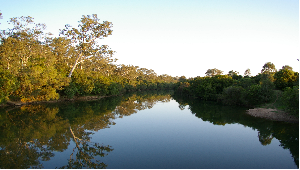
[68, 53, 82, 78]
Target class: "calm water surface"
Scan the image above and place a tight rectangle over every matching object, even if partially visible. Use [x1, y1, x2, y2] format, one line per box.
[0, 92, 298, 168]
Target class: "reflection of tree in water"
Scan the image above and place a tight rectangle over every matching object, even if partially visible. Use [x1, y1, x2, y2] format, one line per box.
[0, 105, 70, 168]
[114, 91, 172, 118]
[0, 104, 114, 169]
[258, 132, 274, 146]
[59, 126, 113, 169]
[0, 90, 174, 168]
[172, 94, 299, 168]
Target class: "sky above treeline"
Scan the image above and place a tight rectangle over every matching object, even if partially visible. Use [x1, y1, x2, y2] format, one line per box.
[1, 0, 299, 78]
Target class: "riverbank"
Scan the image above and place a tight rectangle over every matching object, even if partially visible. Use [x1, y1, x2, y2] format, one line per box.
[246, 107, 298, 123]
[1, 95, 115, 107]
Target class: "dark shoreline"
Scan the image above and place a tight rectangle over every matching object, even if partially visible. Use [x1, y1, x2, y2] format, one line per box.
[1, 95, 118, 108]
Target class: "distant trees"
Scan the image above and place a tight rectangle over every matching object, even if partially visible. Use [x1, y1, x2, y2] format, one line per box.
[173, 62, 299, 116]
[244, 68, 251, 77]
[205, 68, 223, 77]
[227, 70, 242, 80]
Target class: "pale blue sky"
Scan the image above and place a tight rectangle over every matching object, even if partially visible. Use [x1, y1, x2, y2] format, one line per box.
[1, 0, 299, 77]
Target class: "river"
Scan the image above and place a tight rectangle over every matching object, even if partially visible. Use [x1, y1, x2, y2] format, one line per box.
[0, 91, 298, 168]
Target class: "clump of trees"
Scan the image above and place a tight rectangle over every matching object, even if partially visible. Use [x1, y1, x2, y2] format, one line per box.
[0, 14, 177, 103]
[174, 62, 299, 116]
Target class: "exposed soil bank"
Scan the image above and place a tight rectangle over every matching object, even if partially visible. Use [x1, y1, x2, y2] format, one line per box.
[246, 108, 298, 123]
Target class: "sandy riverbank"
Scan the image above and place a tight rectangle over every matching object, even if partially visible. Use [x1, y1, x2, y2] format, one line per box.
[246, 108, 298, 123]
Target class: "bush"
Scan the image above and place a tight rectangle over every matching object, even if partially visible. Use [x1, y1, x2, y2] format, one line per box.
[280, 86, 299, 116]
[0, 70, 19, 103]
[259, 78, 275, 103]
[107, 83, 123, 96]
[93, 82, 109, 96]
[63, 82, 79, 99]
[244, 84, 263, 106]
[221, 86, 245, 105]
[237, 78, 255, 89]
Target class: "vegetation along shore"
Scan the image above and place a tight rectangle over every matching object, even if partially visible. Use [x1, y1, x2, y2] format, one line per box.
[0, 13, 298, 122]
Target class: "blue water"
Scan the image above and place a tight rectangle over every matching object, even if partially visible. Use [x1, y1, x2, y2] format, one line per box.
[43, 100, 297, 169]
[1, 95, 297, 169]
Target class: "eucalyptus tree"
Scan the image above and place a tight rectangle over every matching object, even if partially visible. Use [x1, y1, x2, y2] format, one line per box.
[227, 70, 239, 77]
[59, 14, 115, 78]
[244, 68, 251, 77]
[205, 68, 223, 77]
[0, 16, 68, 102]
[261, 62, 277, 82]
[261, 62, 277, 75]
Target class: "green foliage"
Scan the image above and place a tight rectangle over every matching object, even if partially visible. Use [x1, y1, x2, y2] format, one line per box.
[59, 14, 115, 78]
[71, 70, 95, 95]
[279, 86, 299, 116]
[244, 84, 263, 105]
[221, 86, 245, 105]
[63, 82, 79, 99]
[0, 69, 19, 103]
[261, 62, 277, 74]
[176, 75, 234, 100]
[107, 82, 122, 96]
[236, 78, 255, 89]
[274, 67, 299, 90]
[259, 78, 275, 102]
[205, 68, 223, 77]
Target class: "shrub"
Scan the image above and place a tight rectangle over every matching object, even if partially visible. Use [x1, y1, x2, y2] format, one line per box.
[0, 70, 19, 103]
[64, 82, 79, 99]
[259, 78, 275, 103]
[244, 84, 263, 106]
[221, 86, 245, 105]
[107, 83, 123, 96]
[280, 86, 299, 116]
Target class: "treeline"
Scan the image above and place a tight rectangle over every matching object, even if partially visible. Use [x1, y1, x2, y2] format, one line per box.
[174, 63, 299, 116]
[0, 15, 177, 104]
[1, 14, 298, 116]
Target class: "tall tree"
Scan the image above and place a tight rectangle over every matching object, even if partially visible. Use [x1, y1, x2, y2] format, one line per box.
[261, 62, 276, 74]
[59, 14, 114, 77]
[282, 65, 293, 71]
[274, 66, 298, 90]
[261, 62, 276, 82]
[228, 70, 239, 77]
[244, 68, 251, 77]
[205, 68, 223, 77]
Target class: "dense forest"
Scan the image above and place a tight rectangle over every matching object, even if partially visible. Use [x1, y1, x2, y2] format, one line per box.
[0, 14, 299, 116]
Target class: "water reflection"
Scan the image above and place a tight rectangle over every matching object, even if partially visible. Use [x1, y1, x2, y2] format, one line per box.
[0, 91, 298, 168]
[0, 104, 114, 169]
[0, 90, 173, 168]
[172, 93, 299, 168]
